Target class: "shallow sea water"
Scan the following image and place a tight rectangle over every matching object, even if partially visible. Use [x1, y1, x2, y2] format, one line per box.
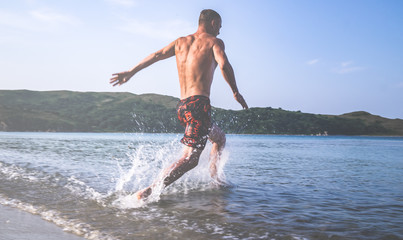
[0, 132, 402, 240]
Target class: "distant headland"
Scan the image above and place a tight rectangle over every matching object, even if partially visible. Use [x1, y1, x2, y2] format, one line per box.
[0, 90, 402, 136]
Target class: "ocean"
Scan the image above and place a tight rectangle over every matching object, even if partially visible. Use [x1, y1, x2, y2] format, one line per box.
[0, 132, 402, 240]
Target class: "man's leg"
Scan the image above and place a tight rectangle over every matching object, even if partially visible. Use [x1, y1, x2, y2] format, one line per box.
[135, 146, 202, 200]
[208, 123, 226, 183]
[161, 146, 202, 186]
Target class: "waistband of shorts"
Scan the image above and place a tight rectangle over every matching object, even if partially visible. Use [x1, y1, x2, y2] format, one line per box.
[179, 95, 210, 103]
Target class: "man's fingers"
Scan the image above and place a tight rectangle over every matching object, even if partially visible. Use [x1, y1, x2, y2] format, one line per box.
[110, 74, 122, 86]
[234, 93, 248, 110]
[110, 79, 119, 84]
[241, 100, 248, 110]
[110, 74, 119, 80]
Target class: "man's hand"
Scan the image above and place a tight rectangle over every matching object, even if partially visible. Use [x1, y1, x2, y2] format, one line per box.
[110, 41, 175, 87]
[234, 92, 248, 110]
[110, 71, 133, 87]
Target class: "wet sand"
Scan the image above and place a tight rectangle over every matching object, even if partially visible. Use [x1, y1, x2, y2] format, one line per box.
[0, 204, 85, 240]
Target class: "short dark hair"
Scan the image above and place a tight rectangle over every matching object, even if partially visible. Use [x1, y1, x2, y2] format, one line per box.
[199, 9, 221, 25]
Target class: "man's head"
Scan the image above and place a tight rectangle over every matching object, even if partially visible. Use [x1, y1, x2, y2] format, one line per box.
[199, 9, 222, 36]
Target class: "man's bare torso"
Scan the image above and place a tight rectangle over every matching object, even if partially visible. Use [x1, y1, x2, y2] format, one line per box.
[175, 32, 219, 99]
[110, 12, 247, 110]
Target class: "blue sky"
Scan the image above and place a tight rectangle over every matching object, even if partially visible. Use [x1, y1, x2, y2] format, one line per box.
[1, 0, 402, 119]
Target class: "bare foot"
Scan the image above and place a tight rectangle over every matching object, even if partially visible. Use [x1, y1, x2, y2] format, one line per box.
[135, 187, 152, 200]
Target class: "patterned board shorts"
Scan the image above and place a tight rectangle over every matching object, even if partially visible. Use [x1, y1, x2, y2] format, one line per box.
[176, 95, 212, 150]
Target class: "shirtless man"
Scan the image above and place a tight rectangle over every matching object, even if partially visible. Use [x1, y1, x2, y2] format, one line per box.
[110, 9, 248, 200]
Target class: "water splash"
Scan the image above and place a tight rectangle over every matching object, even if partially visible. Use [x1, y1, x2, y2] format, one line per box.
[111, 135, 230, 209]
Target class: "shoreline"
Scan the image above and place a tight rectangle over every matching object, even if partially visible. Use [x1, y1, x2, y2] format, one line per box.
[1, 131, 403, 137]
[0, 204, 85, 240]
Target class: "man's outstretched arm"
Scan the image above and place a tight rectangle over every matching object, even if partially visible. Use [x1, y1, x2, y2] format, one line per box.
[110, 41, 176, 86]
[213, 39, 248, 109]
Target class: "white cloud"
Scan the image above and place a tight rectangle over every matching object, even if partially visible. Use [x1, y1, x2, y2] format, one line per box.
[29, 8, 79, 25]
[0, 8, 79, 32]
[341, 61, 353, 67]
[307, 59, 319, 65]
[334, 61, 365, 74]
[118, 18, 194, 40]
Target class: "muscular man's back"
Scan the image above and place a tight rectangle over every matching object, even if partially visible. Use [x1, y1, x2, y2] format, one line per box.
[175, 33, 219, 99]
[110, 9, 247, 110]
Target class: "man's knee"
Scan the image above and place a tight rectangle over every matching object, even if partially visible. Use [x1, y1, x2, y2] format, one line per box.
[187, 156, 199, 169]
[216, 133, 226, 149]
[185, 148, 202, 169]
[216, 128, 226, 148]
[209, 124, 226, 146]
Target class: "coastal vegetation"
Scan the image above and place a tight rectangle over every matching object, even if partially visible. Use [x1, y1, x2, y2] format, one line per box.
[1, 90, 402, 136]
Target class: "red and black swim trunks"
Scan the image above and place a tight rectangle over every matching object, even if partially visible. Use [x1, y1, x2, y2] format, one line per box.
[177, 95, 212, 149]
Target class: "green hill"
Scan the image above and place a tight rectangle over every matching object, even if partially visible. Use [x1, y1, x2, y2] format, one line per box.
[0, 90, 402, 135]
[0, 90, 180, 132]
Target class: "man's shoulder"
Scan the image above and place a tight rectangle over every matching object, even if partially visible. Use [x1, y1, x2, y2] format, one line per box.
[177, 34, 195, 41]
[213, 37, 224, 44]
[175, 35, 195, 45]
[211, 37, 224, 49]
[199, 34, 224, 47]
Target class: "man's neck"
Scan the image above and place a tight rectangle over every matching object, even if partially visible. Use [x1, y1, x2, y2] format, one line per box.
[196, 24, 211, 35]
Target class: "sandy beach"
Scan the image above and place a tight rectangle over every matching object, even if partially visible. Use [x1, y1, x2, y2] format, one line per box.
[0, 204, 84, 240]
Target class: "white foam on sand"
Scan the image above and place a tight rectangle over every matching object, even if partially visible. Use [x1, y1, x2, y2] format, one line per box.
[0, 203, 85, 240]
[0, 195, 116, 240]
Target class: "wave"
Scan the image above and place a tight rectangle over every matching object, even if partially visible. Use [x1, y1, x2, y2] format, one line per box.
[0, 137, 231, 239]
